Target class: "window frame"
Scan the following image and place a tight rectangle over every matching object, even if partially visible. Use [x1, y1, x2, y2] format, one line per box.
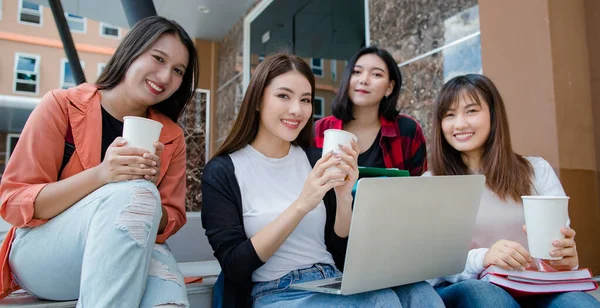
[13, 52, 41, 96]
[99, 22, 121, 39]
[65, 13, 87, 33]
[331, 60, 337, 81]
[18, 0, 43, 26]
[5, 133, 20, 164]
[313, 96, 325, 119]
[60, 58, 84, 89]
[97, 62, 106, 77]
[311, 58, 324, 77]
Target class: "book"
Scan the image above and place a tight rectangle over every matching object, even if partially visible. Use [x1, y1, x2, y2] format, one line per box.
[358, 167, 409, 178]
[480, 273, 598, 297]
[479, 265, 593, 281]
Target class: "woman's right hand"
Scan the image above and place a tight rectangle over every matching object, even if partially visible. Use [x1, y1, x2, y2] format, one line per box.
[96, 137, 158, 184]
[295, 151, 347, 214]
[483, 239, 533, 271]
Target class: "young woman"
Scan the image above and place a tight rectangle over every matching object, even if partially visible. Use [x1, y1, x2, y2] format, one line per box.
[201, 53, 443, 307]
[314, 46, 427, 176]
[427, 74, 599, 307]
[0, 16, 198, 307]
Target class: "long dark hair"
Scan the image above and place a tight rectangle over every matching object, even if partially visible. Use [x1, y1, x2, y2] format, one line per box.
[430, 74, 533, 202]
[214, 53, 315, 157]
[96, 16, 199, 123]
[332, 46, 402, 122]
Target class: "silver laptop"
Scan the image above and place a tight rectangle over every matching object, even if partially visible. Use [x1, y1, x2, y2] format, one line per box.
[291, 175, 485, 295]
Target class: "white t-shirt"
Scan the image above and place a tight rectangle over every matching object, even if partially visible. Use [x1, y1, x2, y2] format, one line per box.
[229, 145, 335, 282]
[425, 156, 569, 285]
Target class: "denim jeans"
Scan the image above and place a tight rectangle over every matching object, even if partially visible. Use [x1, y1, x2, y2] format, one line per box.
[9, 180, 188, 307]
[436, 279, 600, 308]
[251, 263, 444, 307]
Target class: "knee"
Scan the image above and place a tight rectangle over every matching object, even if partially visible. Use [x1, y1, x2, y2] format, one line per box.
[110, 180, 163, 247]
[455, 280, 514, 304]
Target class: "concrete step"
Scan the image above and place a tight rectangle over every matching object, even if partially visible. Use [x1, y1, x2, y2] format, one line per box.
[0, 261, 221, 308]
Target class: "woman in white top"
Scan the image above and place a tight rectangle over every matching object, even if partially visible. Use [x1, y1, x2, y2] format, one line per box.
[201, 53, 444, 307]
[427, 74, 599, 307]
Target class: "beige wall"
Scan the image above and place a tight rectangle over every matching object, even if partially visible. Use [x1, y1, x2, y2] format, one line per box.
[0, 0, 124, 49]
[0, 0, 127, 98]
[0, 39, 112, 97]
[479, 0, 600, 273]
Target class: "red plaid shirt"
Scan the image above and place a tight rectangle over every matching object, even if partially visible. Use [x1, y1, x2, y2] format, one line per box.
[314, 115, 427, 176]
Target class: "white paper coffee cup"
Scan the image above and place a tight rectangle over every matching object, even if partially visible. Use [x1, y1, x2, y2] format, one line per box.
[322, 129, 358, 175]
[122, 116, 163, 154]
[522, 196, 569, 260]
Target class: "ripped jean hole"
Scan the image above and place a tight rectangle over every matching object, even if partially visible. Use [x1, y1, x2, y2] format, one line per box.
[114, 186, 158, 247]
[149, 259, 181, 287]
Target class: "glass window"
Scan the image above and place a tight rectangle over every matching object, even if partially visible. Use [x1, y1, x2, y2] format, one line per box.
[14, 53, 40, 94]
[311, 58, 323, 77]
[100, 23, 121, 39]
[331, 60, 337, 81]
[65, 13, 86, 33]
[19, 0, 42, 25]
[61, 59, 84, 89]
[97, 63, 106, 77]
[313, 96, 324, 119]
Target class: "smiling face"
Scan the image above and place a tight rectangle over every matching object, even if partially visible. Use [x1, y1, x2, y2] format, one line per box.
[257, 70, 313, 144]
[122, 33, 189, 107]
[441, 92, 492, 159]
[348, 53, 394, 108]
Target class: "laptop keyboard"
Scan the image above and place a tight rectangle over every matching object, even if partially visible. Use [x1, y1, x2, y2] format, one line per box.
[320, 282, 342, 289]
[318, 277, 343, 289]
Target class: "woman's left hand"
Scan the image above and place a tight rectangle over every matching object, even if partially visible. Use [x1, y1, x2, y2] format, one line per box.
[333, 140, 360, 199]
[142, 141, 164, 185]
[548, 227, 579, 270]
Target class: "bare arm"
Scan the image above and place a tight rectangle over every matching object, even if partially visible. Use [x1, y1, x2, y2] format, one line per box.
[34, 138, 158, 220]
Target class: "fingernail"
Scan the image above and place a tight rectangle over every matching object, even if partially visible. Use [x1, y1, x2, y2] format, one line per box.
[140, 164, 147, 168]
[553, 240, 560, 246]
[152, 161, 157, 166]
[151, 169, 157, 174]
[526, 263, 530, 268]
[520, 267, 525, 271]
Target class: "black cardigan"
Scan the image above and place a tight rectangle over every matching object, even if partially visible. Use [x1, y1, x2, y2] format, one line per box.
[201, 147, 348, 308]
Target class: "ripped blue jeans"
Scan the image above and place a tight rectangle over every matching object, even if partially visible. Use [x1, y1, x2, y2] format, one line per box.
[9, 180, 188, 307]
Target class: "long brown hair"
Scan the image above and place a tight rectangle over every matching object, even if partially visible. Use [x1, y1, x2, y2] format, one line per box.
[430, 74, 533, 202]
[214, 53, 315, 157]
[96, 16, 199, 123]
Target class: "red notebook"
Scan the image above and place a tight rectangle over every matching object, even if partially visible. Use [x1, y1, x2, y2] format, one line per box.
[479, 265, 593, 281]
[478, 266, 598, 297]
[480, 274, 598, 297]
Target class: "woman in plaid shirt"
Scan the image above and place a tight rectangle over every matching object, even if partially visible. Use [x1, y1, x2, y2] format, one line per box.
[314, 46, 427, 176]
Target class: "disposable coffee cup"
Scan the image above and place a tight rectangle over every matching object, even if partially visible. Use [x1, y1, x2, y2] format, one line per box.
[522, 196, 569, 260]
[322, 129, 358, 176]
[122, 116, 163, 154]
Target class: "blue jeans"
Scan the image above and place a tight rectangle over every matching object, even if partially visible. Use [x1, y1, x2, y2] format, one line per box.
[9, 180, 188, 307]
[251, 263, 444, 307]
[436, 279, 600, 308]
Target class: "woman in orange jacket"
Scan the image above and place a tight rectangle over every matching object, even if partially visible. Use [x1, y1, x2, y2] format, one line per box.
[0, 16, 198, 307]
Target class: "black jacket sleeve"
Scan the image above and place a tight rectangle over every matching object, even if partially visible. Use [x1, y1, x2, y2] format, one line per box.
[201, 155, 265, 281]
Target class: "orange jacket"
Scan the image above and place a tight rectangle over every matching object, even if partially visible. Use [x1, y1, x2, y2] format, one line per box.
[0, 83, 187, 298]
